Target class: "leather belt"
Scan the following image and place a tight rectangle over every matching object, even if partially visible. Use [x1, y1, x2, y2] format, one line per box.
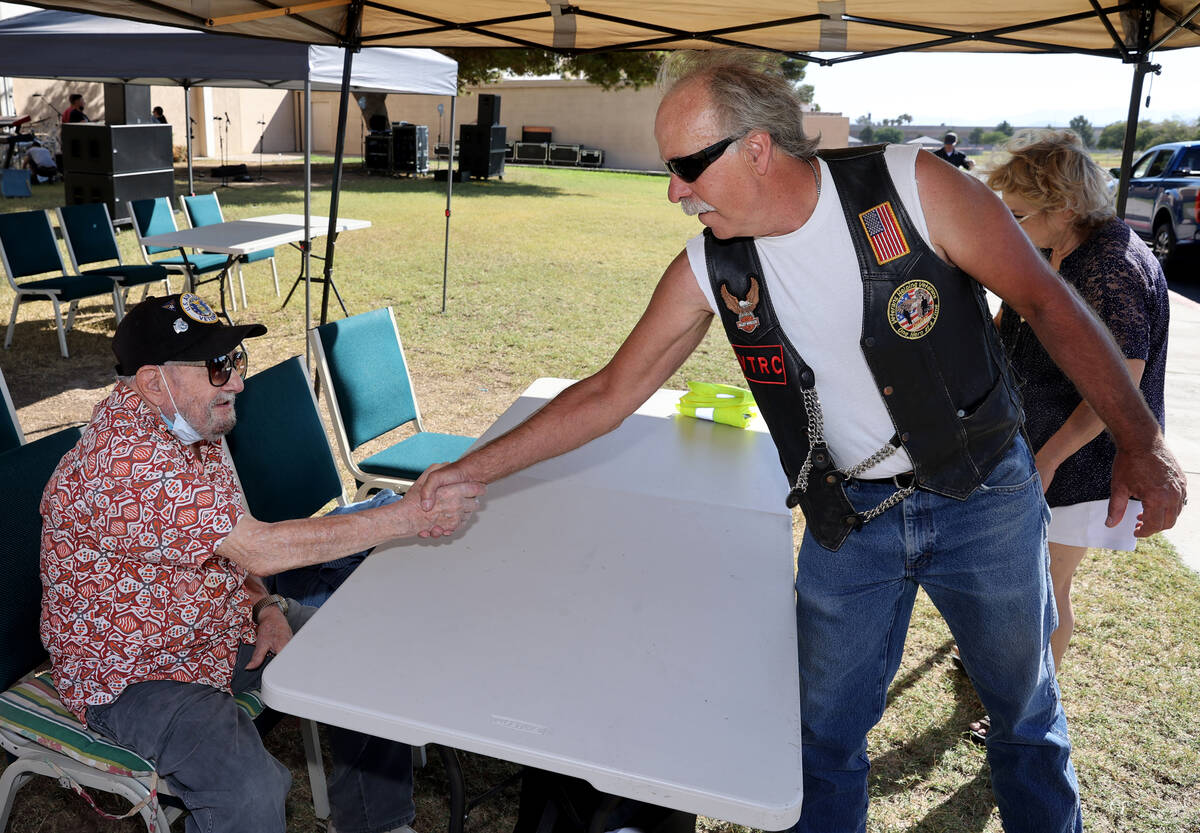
[854, 472, 915, 487]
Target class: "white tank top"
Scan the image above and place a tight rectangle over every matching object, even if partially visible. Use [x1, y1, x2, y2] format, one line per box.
[686, 144, 933, 478]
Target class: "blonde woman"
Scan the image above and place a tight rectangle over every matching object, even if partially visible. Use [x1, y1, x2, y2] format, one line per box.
[988, 130, 1169, 677]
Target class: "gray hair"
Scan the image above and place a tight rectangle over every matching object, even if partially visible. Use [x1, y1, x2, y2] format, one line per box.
[658, 49, 819, 159]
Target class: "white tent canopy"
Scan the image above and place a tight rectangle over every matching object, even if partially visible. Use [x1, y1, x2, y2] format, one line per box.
[0, 8, 459, 328]
[0, 8, 457, 94]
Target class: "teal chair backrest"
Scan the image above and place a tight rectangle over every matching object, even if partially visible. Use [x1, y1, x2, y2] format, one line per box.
[0, 367, 24, 454]
[0, 427, 81, 691]
[58, 203, 121, 267]
[1, 169, 33, 198]
[225, 357, 343, 523]
[129, 197, 178, 255]
[314, 308, 419, 452]
[182, 193, 224, 228]
[0, 210, 64, 279]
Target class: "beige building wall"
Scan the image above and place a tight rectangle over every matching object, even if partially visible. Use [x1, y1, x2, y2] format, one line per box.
[382, 79, 850, 172]
[11, 77, 850, 167]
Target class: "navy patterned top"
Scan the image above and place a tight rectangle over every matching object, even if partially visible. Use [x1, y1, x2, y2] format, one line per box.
[999, 217, 1169, 508]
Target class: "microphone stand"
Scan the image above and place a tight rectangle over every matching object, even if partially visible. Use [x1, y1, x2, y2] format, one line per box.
[256, 114, 269, 181]
[213, 114, 230, 187]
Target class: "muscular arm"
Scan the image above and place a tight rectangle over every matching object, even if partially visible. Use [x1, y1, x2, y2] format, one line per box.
[416, 251, 715, 504]
[915, 152, 1185, 534]
[217, 474, 484, 575]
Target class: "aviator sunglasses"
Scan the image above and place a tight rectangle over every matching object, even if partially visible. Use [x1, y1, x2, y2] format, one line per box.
[665, 134, 743, 183]
[166, 347, 249, 387]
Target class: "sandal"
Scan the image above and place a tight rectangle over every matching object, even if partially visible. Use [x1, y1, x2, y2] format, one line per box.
[949, 645, 965, 672]
[967, 714, 991, 746]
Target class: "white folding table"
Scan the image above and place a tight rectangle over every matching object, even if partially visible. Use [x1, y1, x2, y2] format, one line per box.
[262, 378, 802, 830]
[140, 213, 370, 320]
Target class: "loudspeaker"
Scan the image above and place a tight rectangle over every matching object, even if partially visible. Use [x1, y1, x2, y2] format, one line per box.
[391, 123, 429, 174]
[477, 93, 501, 127]
[102, 83, 154, 125]
[61, 123, 173, 175]
[64, 169, 175, 221]
[459, 123, 505, 179]
[364, 134, 391, 172]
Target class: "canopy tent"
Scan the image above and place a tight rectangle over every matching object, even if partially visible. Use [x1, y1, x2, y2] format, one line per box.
[16, 0, 1198, 317]
[0, 8, 459, 329]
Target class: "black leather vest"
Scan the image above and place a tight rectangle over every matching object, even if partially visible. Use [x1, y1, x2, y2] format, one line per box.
[704, 144, 1023, 550]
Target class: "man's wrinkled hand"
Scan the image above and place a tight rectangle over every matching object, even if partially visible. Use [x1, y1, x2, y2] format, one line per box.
[246, 607, 293, 669]
[1107, 438, 1187, 537]
[412, 475, 486, 538]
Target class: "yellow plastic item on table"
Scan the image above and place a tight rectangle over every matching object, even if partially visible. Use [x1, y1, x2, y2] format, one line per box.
[676, 381, 757, 429]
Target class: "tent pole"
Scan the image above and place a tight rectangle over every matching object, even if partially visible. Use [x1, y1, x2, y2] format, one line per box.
[319, 2, 362, 328]
[304, 78, 313, 368]
[442, 94, 456, 313]
[184, 82, 194, 195]
[1114, 60, 1156, 218]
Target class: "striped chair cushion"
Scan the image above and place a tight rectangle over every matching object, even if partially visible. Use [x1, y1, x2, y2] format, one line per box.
[0, 671, 265, 778]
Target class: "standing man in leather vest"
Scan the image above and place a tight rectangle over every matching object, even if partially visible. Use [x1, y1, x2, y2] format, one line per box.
[414, 50, 1186, 833]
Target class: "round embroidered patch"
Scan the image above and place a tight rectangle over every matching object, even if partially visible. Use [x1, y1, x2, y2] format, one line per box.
[888, 280, 939, 339]
[179, 292, 219, 324]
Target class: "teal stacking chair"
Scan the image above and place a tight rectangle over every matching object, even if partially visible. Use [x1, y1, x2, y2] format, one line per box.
[309, 307, 476, 499]
[224, 355, 349, 822]
[128, 197, 235, 309]
[0, 209, 122, 358]
[0, 169, 32, 198]
[181, 192, 279, 309]
[57, 203, 173, 318]
[0, 364, 24, 454]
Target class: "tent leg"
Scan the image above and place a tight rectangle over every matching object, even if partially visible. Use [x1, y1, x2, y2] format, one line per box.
[1115, 61, 1156, 218]
[319, 2, 362, 328]
[442, 95, 456, 313]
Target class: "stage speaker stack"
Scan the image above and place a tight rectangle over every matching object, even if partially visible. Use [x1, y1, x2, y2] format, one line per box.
[459, 94, 505, 179]
[62, 123, 173, 222]
[392, 123, 429, 175]
[364, 132, 391, 173]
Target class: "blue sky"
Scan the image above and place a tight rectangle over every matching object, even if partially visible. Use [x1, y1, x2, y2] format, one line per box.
[804, 48, 1200, 128]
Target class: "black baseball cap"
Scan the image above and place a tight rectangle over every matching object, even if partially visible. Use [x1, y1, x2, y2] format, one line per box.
[113, 293, 266, 376]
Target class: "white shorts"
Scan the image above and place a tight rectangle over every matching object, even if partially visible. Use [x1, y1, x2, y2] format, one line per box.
[1047, 498, 1141, 551]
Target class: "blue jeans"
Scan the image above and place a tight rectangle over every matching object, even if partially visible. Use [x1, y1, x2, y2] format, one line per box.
[793, 435, 1082, 833]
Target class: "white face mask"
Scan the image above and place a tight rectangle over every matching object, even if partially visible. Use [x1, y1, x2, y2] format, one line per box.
[157, 367, 204, 445]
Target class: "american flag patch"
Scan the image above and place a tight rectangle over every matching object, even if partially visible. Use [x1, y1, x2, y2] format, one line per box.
[858, 202, 910, 265]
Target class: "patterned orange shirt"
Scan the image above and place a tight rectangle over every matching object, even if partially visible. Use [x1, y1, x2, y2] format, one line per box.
[40, 382, 254, 721]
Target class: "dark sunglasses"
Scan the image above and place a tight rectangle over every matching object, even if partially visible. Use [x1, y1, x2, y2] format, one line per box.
[665, 135, 742, 183]
[167, 347, 249, 387]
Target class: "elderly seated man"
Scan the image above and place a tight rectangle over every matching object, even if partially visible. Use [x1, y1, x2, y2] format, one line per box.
[40, 293, 484, 833]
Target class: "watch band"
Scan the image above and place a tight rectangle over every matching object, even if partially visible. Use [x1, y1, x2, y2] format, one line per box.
[252, 593, 289, 623]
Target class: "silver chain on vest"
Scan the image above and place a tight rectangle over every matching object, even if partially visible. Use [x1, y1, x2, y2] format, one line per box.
[789, 384, 916, 524]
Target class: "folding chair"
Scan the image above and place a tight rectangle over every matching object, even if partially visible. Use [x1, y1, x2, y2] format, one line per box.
[223, 355, 354, 821]
[309, 306, 476, 499]
[0, 169, 32, 199]
[180, 192, 279, 309]
[57, 203, 173, 319]
[128, 197, 236, 310]
[0, 209, 122, 358]
[0, 364, 24, 454]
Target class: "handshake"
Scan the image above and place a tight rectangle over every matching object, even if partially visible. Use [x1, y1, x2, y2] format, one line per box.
[407, 462, 487, 538]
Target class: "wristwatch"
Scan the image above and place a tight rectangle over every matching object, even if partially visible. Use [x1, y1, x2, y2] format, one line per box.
[252, 593, 289, 624]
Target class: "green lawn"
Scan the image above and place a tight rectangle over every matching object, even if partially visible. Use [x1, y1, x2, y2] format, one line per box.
[1, 162, 1197, 832]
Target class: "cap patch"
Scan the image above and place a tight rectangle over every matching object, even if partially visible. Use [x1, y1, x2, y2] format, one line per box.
[180, 292, 219, 324]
